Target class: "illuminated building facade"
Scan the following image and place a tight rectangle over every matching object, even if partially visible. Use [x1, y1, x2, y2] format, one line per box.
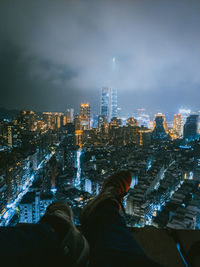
[43, 112, 64, 130]
[173, 113, 183, 138]
[80, 103, 90, 130]
[179, 108, 191, 125]
[7, 126, 12, 148]
[109, 117, 122, 128]
[19, 192, 53, 223]
[75, 130, 83, 147]
[100, 87, 117, 122]
[17, 110, 36, 131]
[0, 177, 7, 216]
[66, 108, 74, 123]
[63, 116, 67, 126]
[111, 89, 118, 118]
[56, 115, 61, 129]
[74, 115, 82, 131]
[126, 117, 138, 127]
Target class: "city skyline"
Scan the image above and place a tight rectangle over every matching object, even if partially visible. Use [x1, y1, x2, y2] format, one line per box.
[0, 0, 200, 114]
[1, 101, 200, 124]
[1, 1, 200, 260]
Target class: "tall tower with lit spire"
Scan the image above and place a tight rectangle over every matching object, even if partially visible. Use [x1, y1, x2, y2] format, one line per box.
[100, 87, 117, 122]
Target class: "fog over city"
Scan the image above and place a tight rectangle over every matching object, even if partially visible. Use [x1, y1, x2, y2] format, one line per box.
[0, 0, 200, 114]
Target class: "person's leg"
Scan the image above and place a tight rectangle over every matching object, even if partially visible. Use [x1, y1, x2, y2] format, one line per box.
[0, 222, 58, 267]
[80, 171, 160, 267]
[0, 201, 89, 267]
[81, 200, 149, 266]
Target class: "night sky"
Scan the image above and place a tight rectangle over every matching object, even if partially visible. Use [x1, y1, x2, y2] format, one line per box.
[0, 0, 200, 115]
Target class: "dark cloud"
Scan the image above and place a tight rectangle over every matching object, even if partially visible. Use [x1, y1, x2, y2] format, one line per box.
[0, 0, 200, 115]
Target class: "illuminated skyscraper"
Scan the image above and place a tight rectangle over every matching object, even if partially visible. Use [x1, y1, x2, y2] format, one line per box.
[7, 126, 12, 148]
[56, 115, 61, 129]
[66, 108, 74, 123]
[43, 112, 64, 129]
[74, 115, 83, 147]
[179, 108, 191, 125]
[100, 87, 117, 122]
[74, 114, 81, 131]
[173, 113, 183, 137]
[111, 89, 117, 118]
[184, 115, 199, 141]
[100, 87, 110, 121]
[80, 103, 90, 130]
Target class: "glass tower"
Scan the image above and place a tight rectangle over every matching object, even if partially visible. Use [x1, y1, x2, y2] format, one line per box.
[100, 87, 117, 122]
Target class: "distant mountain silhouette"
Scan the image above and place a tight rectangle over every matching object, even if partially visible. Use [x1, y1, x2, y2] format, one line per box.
[0, 107, 19, 120]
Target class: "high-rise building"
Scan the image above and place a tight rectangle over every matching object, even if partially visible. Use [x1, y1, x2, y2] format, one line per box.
[19, 192, 53, 223]
[74, 114, 82, 131]
[111, 89, 117, 118]
[80, 103, 90, 130]
[75, 130, 83, 147]
[63, 116, 67, 126]
[66, 108, 74, 123]
[126, 117, 138, 127]
[56, 115, 61, 129]
[43, 112, 52, 129]
[152, 113, 169, 140]
[43, 112, 64, 130]
[65, 123, 76, 149]
[7, 126, 12, 148]
[100, 87, 117, 122]
[179, 108, 191, 125]
[100, 87, 110, 120]
[49, 155, 57, 189]
[173, 113, 183, 137]
[98, 115, 107, 128]
[194, 141, 200, 182]
[109, 117, 122, 128]
[184, 115, 199, 141]
[17, 110, 36, 131]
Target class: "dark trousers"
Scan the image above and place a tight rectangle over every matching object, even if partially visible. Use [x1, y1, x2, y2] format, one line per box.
[0, 202, 160, 267]
[0, 223, 58, 267]
[81, 200, 160, 267]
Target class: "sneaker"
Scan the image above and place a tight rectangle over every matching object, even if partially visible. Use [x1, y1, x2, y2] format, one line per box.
[40, 201, 89, 267]
[80, 170, 132, 224]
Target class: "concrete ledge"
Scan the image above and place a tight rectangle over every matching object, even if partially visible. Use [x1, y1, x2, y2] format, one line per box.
[130, 226, 200, 266]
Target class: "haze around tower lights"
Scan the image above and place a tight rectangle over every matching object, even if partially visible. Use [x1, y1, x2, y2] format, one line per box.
[0, 0, 200, 114]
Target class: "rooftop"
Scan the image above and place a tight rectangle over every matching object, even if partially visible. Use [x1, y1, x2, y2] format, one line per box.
[131, 226, 200, 266]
